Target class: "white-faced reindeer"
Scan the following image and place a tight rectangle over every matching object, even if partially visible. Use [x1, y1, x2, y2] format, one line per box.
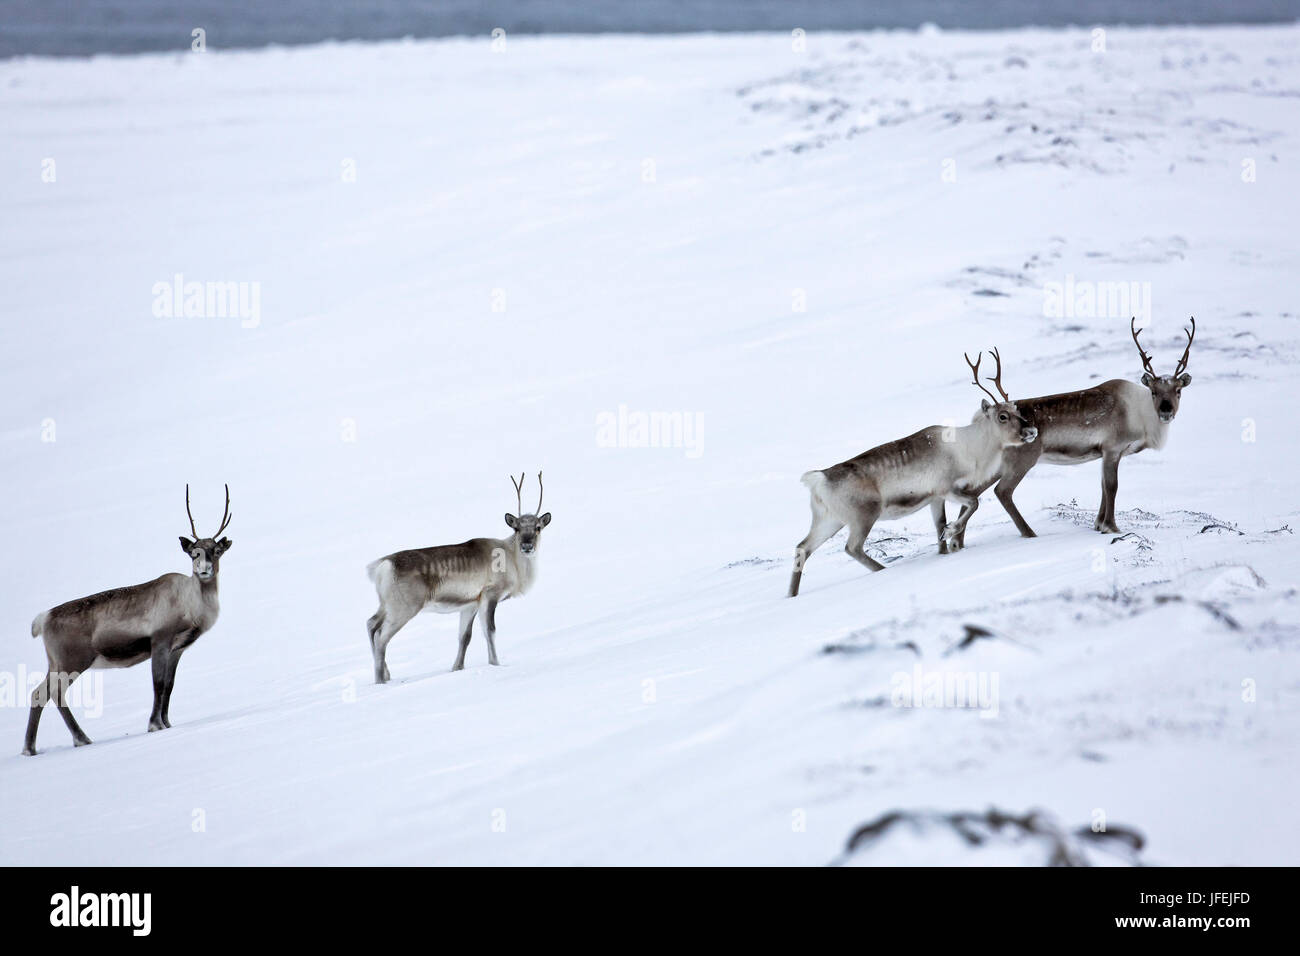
[975, 317, 1196, 538]
[22, 486, 233, 756]
[788, 351, 1037, 597]
[366, 472, 551, 682]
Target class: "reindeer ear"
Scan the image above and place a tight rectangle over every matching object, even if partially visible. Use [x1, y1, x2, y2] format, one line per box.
[504, 513, 518, 530]
[539, 512, 552, 527]
[180, 536, 195, 553]
[1176, 373, 1191, 388]
[980, 399, 991, 412]
[216, 537, 233, 554]
[1141, 372, 1155, 387]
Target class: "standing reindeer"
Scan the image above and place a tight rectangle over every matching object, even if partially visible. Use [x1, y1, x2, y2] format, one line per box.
[973, 317, 1196, 539]
[366, 472, 551, 682]
[788, 351, 1037, 597]
[23, 485, 233, 756]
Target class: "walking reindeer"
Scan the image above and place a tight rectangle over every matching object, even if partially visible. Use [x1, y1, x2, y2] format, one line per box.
[978, 317, 1196, 537]
[23, 486, 233, 755]
[788, 351, 1037, 597]
[366, 472, 551, 682]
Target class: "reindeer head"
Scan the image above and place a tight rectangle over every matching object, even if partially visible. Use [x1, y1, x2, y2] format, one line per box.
[505, 472, 551, 555]
[179, 483, 233, 580]
[1132, 317, 1194, 424]
[965, 349, 1038, 446]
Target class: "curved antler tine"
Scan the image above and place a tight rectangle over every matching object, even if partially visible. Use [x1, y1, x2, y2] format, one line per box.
[1130, 316, 1156, 377]
[986, 346, 1012, 402]
[185, 484, 199, 538]
[964, 351, 1001, 404]
[509, 472, 524, 516]
[214, 483, 232, 537]
[1175, 316, 1196, 376]
[535, 471, 543, 514]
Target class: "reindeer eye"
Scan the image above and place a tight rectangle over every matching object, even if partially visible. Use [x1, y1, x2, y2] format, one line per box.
[999, 414, 1008, 422]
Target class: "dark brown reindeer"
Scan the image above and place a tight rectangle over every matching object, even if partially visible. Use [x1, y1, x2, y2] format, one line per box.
[23, 486, 233, 756]
[967, 317, 1196, 542]
[366, 472, 551, 682]
[788, 351, 1037, 597]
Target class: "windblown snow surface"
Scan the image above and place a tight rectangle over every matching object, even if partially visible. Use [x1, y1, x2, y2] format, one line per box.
[1, 26, 1298, 866]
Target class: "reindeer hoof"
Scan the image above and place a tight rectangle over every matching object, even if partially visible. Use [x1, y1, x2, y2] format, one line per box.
[148, 722, 164, 733]
[21, 746, 36, 756]
[74, 736, 92, 747]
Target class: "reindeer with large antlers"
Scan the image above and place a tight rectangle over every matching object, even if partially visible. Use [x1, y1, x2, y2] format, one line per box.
[366, 473, 552, 682]
[22, 486, 233, 755]
[975, 317, 1197, 538]
[788, 352, 1037, 597]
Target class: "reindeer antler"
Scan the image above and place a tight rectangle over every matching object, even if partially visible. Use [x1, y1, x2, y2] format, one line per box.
[214, 483, 232, 537]
[535, 471, 544, 513]
[964, 351, 1003, 405]
[185, 484, 200, 538]
[185, 483, 232, 538]
[509, 472, 525, 516]
[985, 346, 1012, 402]
[1173, 316, 1196, 377]
[1130, 317, 1157, 378]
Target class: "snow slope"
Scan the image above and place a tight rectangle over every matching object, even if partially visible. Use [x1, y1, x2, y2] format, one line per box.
[1, 26, 1298, 865]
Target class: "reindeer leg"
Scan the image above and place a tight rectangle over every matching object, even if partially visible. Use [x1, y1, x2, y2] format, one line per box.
[21, 672, 53, 756]
[53, 670, 92, 747]
[148, 640, 170, 732]
[1095, 450, 1121, 534]
[931, 500, 949, 554]
[373, 606, 416, 684]
[789, 510, 844, 597]
[366, 610, 383, 652]
[844, 501, 887, 573]
[479, 594, 501, 666]
[944, 491, 980, 552]
[995, 444, 1040, 538]
[452, 607, 476, 672]
[160, 647, 185, 729]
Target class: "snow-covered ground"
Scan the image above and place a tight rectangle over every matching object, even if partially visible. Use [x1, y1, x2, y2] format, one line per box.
[1, 26, 1298, 865]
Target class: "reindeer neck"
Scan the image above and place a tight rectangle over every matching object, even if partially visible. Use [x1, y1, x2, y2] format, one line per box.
[505, 534, 539, 594]
[958, 417, 1011, 479]
[192, 572, 220, 601]
[1131, 396, 1170, 450]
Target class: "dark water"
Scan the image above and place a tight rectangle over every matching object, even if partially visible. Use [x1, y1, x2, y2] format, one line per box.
[2, 0, 1298, 58]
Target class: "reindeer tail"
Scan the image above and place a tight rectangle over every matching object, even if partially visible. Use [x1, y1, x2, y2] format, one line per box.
[366, 557, 393, 592]
[31, 610, 49, 638]
[800, 470, 828, 492]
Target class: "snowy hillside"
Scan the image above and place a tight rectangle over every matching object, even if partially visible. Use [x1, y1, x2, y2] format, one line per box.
[1, 26, 1298, 865]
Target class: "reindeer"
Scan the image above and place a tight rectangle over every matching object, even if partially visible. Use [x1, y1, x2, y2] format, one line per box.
[972, 317, 1196, 540]
[22, 486, 233, 756]
[366, 472, 551, 682]
[788, 351, 1037, 597]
